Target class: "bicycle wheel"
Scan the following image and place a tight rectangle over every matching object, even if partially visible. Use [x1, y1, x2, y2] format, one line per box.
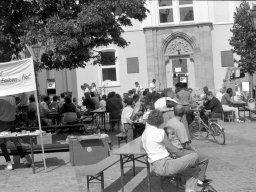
[189, 121, 208, 139]
[209, 122, 225, 145]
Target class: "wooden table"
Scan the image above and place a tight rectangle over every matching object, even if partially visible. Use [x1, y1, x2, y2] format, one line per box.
[90, 108, 107, 130]
[113, 137, 151, 192]
[47, 111, 61, 125]
[0, 132, 40, 174]
[231, 101, 247, 120]
[244, 106, 256, 120]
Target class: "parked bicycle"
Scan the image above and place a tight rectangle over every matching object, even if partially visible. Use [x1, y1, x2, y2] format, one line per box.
[189, 107, 225, 145]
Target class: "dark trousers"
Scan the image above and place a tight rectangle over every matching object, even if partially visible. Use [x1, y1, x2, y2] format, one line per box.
[0, 120, 25, 162]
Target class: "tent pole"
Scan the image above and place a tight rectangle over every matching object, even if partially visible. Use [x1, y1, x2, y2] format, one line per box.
[34, 90, 47, 172]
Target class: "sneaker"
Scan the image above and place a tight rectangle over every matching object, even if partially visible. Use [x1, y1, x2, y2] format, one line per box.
[235, 119, 243, 123]
[5, 162, 13, 171]
[197, 179, 212, 187]
[21, 158, 31, 167]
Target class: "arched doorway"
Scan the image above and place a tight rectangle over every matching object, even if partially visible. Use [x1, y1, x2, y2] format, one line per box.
[163, 36, 196, 89]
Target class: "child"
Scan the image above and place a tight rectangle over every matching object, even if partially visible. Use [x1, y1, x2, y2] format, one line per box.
[164, 126, 183, 150]
[121, 98, 134, 142]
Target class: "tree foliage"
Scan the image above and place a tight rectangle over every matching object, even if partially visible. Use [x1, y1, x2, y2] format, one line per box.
[0, 0, 35, 62]
[0, 0, 148, 70]
[229, 1, 256, 75]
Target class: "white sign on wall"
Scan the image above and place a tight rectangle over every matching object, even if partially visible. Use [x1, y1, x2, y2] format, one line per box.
[175, 67, 181, 72]
[242, 82, 249, 92]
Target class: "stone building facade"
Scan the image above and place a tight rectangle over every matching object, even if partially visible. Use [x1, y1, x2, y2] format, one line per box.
[34, 1, 256, 100]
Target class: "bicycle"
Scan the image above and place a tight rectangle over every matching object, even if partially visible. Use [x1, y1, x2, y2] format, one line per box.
[200, 181, 218, 192]
[189, 107, 225, 145]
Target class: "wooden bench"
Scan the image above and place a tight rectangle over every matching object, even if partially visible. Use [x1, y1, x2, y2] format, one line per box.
[0, 143, 69, 157]
[78, 155, 120, 192]
[222, 111, 234, 122]
[115, 132, 127, 148]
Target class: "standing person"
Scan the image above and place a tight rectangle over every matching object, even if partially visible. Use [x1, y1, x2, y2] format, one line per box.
[28, 95, 37, 126]
[131, 94, 143, 120]
[0, 96, 30, 170]
[175, 83, 191, 138]
[134, 82, 143, 94]
[221, 88, 242, 123]
[166, 104, 210, 187]
[176, 83, 191, 107]
[253, 86, 256, 99]
[121, 98, 134, 142]
[141, 110, 199, 192]
[149, 79, 156, 93]
[59, 93, 65, 109]
[106, 92, 123, 132]
[91, 82, 98, 95]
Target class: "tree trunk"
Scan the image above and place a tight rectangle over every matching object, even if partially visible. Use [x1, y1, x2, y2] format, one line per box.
[250, 74, 253, 98]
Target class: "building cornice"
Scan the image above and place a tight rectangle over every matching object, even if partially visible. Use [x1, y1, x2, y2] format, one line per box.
[143, 22, 213, 30]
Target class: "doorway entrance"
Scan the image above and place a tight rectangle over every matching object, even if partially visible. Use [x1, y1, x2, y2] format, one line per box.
[165, 57, 195, 89]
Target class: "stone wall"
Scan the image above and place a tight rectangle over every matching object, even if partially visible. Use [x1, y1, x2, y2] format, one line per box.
[144, 23, 215, 90]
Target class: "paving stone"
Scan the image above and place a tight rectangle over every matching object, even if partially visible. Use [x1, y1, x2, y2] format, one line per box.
[0, 122, 256, 192]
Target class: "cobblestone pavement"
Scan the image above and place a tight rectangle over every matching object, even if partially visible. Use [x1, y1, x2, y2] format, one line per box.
[0, 122, 256, 192]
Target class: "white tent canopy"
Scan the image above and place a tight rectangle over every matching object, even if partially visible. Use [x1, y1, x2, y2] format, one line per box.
[0, 57, 46, 171]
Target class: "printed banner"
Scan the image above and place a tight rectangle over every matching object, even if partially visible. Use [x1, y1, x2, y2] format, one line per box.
[0, 57, 36, 96]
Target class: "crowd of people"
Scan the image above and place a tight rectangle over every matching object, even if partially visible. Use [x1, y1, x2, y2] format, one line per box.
[0, 77, 242, 189]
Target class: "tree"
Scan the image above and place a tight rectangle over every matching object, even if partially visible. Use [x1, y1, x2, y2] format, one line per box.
[0, 0, 148, 70]
[0, 0, 35, 62]
[229, 1, 256, 97]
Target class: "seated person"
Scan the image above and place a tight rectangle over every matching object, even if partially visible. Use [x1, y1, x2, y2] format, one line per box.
[82, 92, 95, 112]
[49, 95, 59, 111]
[166, 104, 210, 187]
[28, 95, 37, 126]
[202, 91, 223, 121]
[39, 96, 52, 126]
[60, 96, 79, 124]
[142, 109, 199, 192]
[100, 95, 107, 109]
[90, 92, 100, 109]
[221, 88, 241, 123]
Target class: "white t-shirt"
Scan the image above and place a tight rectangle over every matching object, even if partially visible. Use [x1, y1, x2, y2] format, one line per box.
[215, 91, 224, 102]
[154, 97, 178, 110]
[149, 82, 156, 92]
[121, 106, 133, 124]
[141, 124, 169, 163]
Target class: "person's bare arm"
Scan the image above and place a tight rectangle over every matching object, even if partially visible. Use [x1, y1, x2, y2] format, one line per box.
[181, 142, 193, 150]
[163, 133, 184, 157]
